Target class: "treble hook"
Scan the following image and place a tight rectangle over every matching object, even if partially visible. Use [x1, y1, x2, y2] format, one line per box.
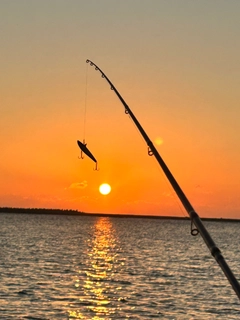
[93, 162, 99, 171]
[78, 139, 86, 159]
[78, 151, 84, 159]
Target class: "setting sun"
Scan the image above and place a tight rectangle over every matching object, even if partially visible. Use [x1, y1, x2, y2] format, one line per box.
[99, 183, 111, 195]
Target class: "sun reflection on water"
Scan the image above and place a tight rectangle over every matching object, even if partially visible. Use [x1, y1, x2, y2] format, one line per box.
[68, 217, 122, 319]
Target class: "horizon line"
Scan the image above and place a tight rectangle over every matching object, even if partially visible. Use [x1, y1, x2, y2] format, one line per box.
[0, 207, 240, 222]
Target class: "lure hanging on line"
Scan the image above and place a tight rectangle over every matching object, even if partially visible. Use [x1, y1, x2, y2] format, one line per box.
[77, 140, 99, 171]
[76, 62, 99, 171]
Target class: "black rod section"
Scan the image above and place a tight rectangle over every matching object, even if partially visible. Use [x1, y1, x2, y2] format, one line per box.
[86, 59, 240, 300]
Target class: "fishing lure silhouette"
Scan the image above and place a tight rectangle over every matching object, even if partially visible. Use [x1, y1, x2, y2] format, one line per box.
[77, 140, 99, 171]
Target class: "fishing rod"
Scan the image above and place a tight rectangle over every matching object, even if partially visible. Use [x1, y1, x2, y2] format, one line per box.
[86, 59, 240, 300]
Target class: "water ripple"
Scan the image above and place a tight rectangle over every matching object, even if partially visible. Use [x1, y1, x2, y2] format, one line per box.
[0, 213, 239, 319]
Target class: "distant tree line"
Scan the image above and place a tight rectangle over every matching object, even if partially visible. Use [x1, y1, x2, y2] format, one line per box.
[1, 207, 238, 221]
[0, 207, 85, 215]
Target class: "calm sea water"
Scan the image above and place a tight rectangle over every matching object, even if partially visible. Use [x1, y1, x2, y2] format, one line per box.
[0, 213, 239, 319]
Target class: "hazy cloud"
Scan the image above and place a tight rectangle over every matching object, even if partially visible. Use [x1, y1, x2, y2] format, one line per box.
[68, 181, 88, 189]
[162, 191, 174, 198]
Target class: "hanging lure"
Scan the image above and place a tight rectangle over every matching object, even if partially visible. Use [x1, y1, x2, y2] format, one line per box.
[77, 140, 99, 170]
[77, 62, 99, 171]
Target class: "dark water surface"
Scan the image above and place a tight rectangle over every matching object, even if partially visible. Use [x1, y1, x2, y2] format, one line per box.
[0, 213, 239, 319]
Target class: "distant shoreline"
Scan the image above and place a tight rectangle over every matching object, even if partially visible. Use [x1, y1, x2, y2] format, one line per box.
[0, 207, 240, 223]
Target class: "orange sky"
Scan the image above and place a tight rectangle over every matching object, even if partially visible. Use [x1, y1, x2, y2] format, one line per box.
[1, 1, 240, 218]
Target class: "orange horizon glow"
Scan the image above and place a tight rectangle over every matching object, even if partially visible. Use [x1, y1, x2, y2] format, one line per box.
[1, 1, 240, 219]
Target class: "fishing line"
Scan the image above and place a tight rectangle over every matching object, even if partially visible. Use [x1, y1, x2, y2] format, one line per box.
[83, 62, 89, 142]
[125, 113, 188, 218]
[140, 135, 189, 219]
[154, 156, 189, 219]
[78, 63, 99, 170]
[122, 115, 187, 218]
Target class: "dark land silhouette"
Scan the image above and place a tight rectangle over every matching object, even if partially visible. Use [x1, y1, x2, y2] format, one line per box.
[0, 207, 240, 222]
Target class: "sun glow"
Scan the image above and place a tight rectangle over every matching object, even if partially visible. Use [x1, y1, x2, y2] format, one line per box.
[99, 183, 111, 195]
